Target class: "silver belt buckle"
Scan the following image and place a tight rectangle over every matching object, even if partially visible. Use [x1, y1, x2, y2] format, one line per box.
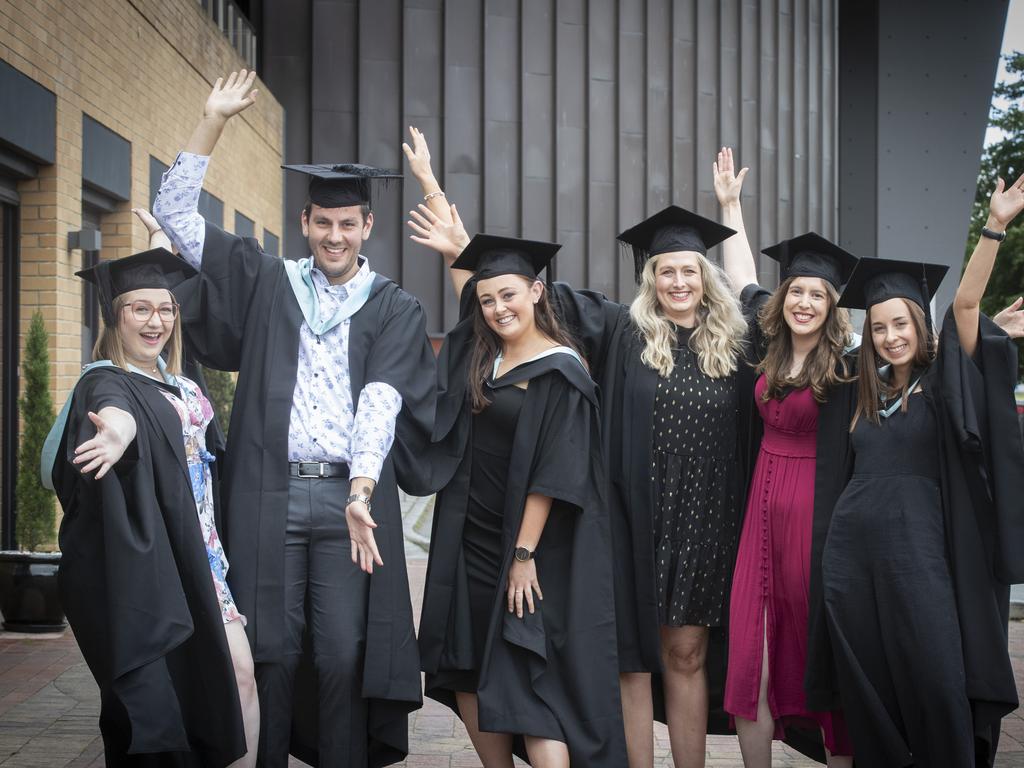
[298, 461, 327, 478]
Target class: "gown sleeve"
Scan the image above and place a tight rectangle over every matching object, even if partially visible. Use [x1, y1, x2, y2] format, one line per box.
[938, 306, 1024, 584]
[547, 281, 631, 378]
[173, 221, 282, 372]
[739, 282, 771, 363]
[64, 370, 141, 469]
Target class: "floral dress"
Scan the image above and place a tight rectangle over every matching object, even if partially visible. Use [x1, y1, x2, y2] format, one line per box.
[158, 374, 242, 625]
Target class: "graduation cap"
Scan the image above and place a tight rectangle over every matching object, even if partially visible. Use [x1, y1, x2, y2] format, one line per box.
[451, 234, 561, 281]
[616, 205, 736, 283]
[76, 248, 196, 328]
[283, 163, 402, 208]
[838, 256, 949, 331]
[761, 232, 859, 289]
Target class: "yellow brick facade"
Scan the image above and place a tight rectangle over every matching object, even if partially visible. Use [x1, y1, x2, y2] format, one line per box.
[1, 0, 284, 405]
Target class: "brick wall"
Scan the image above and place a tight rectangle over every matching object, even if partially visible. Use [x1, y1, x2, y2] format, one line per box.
[1, 0, 284, 402]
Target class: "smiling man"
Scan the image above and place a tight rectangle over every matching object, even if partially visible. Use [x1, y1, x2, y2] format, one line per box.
[153, 71, 440, 768]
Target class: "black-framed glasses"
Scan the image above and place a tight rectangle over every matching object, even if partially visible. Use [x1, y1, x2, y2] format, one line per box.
[121, 300, 179, 323]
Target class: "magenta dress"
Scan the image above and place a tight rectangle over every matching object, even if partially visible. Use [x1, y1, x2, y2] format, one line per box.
[724, 376, 851, 755]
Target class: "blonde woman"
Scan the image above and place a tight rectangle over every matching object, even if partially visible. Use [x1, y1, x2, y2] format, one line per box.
[405, 137, 753, 764]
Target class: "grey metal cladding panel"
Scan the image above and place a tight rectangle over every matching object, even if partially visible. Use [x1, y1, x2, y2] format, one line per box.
[587, 181, 619, 299]
[556, 124, 585, 242]
[312, 109, 360, 164]
[149, 155, 169, 209]
[776, 0, 793, 233]
[82, 115, 131, 202]
[483, 120, 520, 235]
[718, 0, 740, 149]
[524, 0, 554, 76]
[360, 0, 401, 59]
[0, 59, 56, 165]
[588, 0, 616, 83]
[618, 32, 645, 136]
[694, 0, 719, 218]
[312, 1, 358, 113]
[807, 4, 821, 233]
[875, 0, 1007, 317]
[446, 0, 484, 67]
[739, 0, 760, 257]
[235, 211, 255, 239]
[672, 1, 696, 208]
[484, 12, 519, 124]
[557, 18, 586, 128]
[820, 0, 835, 237]
[588, 79, 616, 185]
[523, 176, 555, 242]
[758, 0, 779, 278]
[445, 67, 482, 175]
[523, 73, 554, 178]
[792, 0, 808, 235]
[556, 229, 586, 286]
[618, 131, 645, 298]
[619, 0, 644, 36]
[646, 0, 671, 209]
[404, 7, 443, 118]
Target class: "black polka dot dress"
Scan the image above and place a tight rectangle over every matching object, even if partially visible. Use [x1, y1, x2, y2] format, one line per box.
[651, 325, 739, 628]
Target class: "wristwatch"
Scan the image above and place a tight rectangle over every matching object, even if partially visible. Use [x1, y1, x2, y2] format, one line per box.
[981, 226, 1007, 242]
[346, 493, 372, 512]
[514, 546, 534, 562]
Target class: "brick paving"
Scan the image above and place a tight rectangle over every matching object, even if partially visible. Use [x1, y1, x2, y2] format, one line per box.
[0, 559, 1022, 767]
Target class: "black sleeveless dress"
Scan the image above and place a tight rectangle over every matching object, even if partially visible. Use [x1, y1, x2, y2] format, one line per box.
[822, 392, 973, 766]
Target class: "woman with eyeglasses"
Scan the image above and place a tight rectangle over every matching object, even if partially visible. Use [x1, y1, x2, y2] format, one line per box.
[47, 214, 258, 767]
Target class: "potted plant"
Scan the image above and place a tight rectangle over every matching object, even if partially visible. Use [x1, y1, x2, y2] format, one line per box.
[0, 310, 65, 632]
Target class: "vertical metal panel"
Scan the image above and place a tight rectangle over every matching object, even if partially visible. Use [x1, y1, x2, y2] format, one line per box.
[671, 0, 697, 212]
[807, 0, 822, 232]
[587, 0, 618, 298]
[522, 0, 555, 245]
[646, 0, 672, 214]
[359, 0, 403, 280]
[483, 1, 521, 237]
[556, 0, 588, 286]
[402, 0, 444, 328]
[718, 0, 741, 150]
[792, 0, 808, 235]
[758, 0, 780, 285]
[776, 0, 793, 240]
[739, 0, 761, 266]
[820, 0, 835, 237]
[694, 0, 719, 220]
[617, 0, 645, 300]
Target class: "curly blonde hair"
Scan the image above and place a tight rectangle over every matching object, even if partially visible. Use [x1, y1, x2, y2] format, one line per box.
[628, 252, 747, 378]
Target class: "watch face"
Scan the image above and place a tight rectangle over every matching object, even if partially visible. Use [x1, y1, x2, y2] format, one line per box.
[514, 547, 531, 562]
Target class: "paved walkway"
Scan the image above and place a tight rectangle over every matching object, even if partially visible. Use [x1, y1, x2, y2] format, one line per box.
[1, 560, 1022, 767]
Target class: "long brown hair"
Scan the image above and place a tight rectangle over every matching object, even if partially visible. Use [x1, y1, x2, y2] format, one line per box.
[853, 299, 935, 427]
[756, 276, 852, 403]
[467, 276, 583, 413]
[93, 294, 183, 375]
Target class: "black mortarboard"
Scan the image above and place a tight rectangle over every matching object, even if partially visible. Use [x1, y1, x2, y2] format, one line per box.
[616, 205, 736, 283]
[283, 163, 402, 208]
[761, 232, 859, 289]
[451, 234, 561, 280]
[838, 257, 948, 330]
[76, 248, 196, 327]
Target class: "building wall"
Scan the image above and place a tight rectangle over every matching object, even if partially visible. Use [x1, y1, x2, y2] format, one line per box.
[1, 0, 284, 403]
[262, 0, 839, 334]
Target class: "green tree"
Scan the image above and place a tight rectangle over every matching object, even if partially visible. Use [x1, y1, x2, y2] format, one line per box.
[967, 50, 1024, 379]
[202, 365, 235, 437]
[15, 312, 55, 551]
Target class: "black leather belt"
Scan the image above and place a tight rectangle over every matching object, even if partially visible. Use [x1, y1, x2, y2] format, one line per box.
[288, 461, 350, 479]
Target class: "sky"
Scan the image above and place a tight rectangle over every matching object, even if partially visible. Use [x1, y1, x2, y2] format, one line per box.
[985, 0, 1024, 146]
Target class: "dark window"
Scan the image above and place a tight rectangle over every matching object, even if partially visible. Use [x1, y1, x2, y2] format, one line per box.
[235, 211, 254, 239]
[1, 201, 19, 549]
[81, 205, 102, 365]
[263, 229, 279, 256]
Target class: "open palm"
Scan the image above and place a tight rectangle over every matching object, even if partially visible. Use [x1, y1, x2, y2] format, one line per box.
[204, 70, 259, 121]
[989, 171, 1024, 227]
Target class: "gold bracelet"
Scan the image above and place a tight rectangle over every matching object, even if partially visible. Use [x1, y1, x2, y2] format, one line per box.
[423, 190, 446, 202]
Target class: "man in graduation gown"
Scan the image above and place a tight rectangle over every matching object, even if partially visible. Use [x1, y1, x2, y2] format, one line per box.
[154, 70, 439, 768]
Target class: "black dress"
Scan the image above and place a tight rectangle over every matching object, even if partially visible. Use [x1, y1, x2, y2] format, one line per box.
[652, 326, 739, 627]
[461, 383, 525, 688]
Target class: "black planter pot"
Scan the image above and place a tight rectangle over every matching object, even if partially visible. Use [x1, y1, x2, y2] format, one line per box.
[0, 551, 66, 632]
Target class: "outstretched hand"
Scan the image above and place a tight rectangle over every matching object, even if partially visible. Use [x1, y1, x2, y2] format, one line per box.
[713, 146, 749, 207]
[407, 203, 470, 261]
[346, 501, 383, 574]
[402, 126, 436, 182]
[989, 171, 1024, 229]
[132, 208, 174, 252]
[204, 70, 259, 122]
[993, 296, 1024, 339]
[73, 411, 133, 479]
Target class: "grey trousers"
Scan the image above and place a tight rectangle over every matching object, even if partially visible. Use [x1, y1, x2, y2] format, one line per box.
[256, 475, 370, 767]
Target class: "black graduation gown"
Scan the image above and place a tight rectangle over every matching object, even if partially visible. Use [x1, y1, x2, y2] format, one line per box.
[173, 222, 441, 767]
[823, 308, 1023, 767]
[549, 282, 759, 734]
[53, 366, 246, 767]
[418, 300, 628, 766]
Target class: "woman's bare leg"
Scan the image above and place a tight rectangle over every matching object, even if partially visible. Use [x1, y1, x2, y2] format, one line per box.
[524, 735, 570, 768]
[660, 624, 709, 768]
[224, 619, 259, 768]
[735, 620, 773, 768]
[620, 671, 655, 768]
[454, 691, 516, 768]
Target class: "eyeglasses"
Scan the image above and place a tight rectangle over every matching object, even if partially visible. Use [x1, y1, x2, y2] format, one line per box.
[121, 301, 179, 323]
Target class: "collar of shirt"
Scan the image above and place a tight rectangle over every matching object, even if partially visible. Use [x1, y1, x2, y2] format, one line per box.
[310, 256, 370, 301]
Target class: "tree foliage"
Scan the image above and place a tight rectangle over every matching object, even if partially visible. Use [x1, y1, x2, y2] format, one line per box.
[967, 51, 1024, 380]
[15, 312, 55, 551]
[202, 365, 235, 437]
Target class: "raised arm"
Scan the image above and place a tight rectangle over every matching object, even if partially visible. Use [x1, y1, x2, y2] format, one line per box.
[407, 202, 473, 301]
[132, 208, 174, 252]
[153, 71, 258, 266]
[713, 146, 757, 295]
[72, 408, 136, 480]
[954, 172, 1024, 357]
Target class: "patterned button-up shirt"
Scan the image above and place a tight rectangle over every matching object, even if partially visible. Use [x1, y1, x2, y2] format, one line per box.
[153, 152, 402, 481]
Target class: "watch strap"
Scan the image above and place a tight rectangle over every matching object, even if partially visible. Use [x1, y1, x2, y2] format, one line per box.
[981, 226, 1007, 242]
